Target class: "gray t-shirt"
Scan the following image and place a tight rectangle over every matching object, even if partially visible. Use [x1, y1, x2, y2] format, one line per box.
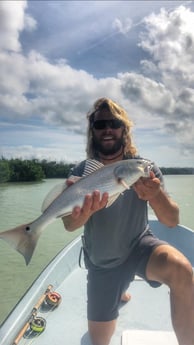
[71, 158, 164, 268]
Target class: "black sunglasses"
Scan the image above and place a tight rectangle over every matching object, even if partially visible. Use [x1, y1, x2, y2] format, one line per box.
[92, 119, 124, 130]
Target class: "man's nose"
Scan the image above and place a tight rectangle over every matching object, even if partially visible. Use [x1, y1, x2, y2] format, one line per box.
[104, 122, 113, 129]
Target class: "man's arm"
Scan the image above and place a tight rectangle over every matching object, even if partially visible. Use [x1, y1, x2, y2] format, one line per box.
[133, 171, 179, 228]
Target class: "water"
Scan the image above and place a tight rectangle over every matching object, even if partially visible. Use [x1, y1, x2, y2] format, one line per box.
[0, 179, 82, 325]
[0, 176, 193, 325]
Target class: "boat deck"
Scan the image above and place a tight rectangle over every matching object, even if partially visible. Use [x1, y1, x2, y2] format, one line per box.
[17, 268, 177, 345]
[2, 220, 194, 345]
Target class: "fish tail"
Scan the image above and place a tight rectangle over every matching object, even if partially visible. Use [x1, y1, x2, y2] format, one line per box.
[0, 223, 42, 265]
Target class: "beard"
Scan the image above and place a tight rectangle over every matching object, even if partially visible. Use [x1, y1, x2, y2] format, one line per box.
[92, 135, 124, 156]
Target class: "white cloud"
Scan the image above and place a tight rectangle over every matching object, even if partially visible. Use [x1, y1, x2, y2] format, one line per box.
[0, 45, 123, 131]
[0, 1, 36, 52]
[24, 13, 37, 32]
[119, 72, 175, 115]
[0, 2, 194, 166]
[113, 18, 133, 34]
[0, 143, 86, 163]
[0, 122, 86, 163]
[136, 5, 194, 154]
[139, 5, 194, 84]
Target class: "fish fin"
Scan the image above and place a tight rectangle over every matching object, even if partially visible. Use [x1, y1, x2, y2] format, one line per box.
[83, 159, 104, 176]
[114, 166, 130, 189]
[106, 193, 120, 208]
[41, 182, 67, 213]
[119, 178, 130, 189]
[0, 224, 41, 265]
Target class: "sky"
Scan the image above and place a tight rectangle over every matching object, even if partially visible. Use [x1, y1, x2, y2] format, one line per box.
[0, 1, 194, 167]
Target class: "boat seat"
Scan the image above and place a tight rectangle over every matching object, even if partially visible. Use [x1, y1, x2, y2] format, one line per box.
[121, 330, 178, 345]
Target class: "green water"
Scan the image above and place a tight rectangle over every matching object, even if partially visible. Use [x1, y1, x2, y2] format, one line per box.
[0, 176, 193, 325]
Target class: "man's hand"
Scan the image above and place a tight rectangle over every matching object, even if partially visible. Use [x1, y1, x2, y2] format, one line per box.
[70, 190, 109, 220]
[66, 176, 81, 186]
[63, 177, 109, 231]
[133, 171, 161, 201]
[133, 172, 179, 227]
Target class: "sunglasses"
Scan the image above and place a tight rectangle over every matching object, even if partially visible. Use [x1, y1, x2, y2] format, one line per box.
[92, 119, 124, 130]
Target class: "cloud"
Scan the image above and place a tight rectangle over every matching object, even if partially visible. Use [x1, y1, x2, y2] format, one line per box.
[165, 118, 194, 156]
[0, 47, 122, 133]
[0, 122, 85, 162]
[0, 144, 84, 163]
[119, 72, 175, 115]
[136, 5, 194, 153]
[0, 1, 193, 165]
[110, 5, 194, 158]
[24, 13, 37, 32]
[0, 0, 36, 52]
[139, 6, 194, 79]
[112, 17, 133, 34]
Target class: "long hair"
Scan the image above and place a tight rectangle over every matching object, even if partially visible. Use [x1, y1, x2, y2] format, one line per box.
[86, 98, 137, 158]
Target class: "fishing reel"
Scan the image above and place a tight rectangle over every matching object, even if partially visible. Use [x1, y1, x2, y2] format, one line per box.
[28, 291, 61, 334]
[13, 285, 62, 344]
[30, 316, 46, 333]
[45, 291, 62, 307]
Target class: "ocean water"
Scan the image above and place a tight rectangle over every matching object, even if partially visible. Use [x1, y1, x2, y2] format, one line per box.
[0, 176, 193, 325]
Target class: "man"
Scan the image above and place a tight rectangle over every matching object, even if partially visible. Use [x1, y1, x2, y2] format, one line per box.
[63, 98, 194, 345]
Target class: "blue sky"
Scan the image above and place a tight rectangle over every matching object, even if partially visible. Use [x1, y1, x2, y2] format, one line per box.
[0, 0, 194, 167]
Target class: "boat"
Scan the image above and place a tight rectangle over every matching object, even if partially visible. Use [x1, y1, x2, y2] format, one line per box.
[0, 219, 194, 345]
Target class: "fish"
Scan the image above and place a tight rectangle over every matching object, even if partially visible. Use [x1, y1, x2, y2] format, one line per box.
[0, 158, 151, 265]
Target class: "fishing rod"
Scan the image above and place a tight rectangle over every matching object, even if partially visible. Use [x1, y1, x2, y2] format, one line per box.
[12, 284, 61, 345]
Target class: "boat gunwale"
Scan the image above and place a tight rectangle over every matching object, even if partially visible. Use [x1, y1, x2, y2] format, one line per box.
[0, 236, 82, 345]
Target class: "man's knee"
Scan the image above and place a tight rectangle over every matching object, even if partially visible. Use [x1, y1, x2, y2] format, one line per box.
[164, 255, 193, 290]
[146, 245, 193, 289]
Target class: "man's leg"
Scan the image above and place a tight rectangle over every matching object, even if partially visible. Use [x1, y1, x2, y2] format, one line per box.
[88, 320, 117, 345]
[146, 244, 194, 345]
[86, 256, 132, 345]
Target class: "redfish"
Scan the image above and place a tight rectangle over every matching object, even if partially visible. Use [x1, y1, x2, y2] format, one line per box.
[0, 159, 151, 265]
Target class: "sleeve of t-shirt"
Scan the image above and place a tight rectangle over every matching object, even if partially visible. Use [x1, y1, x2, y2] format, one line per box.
[68, 160, 86, 178]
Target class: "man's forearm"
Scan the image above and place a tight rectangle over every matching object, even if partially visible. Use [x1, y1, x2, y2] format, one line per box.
[149, 189, 179, 227]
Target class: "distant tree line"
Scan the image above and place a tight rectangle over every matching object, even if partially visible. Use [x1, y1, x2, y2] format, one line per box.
[0, 157, 193, 183]
[0, 158, 74, 183]
[160, 167, 194, 175]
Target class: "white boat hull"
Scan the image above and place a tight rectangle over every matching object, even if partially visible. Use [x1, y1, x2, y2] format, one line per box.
[0, 220, 194, 345]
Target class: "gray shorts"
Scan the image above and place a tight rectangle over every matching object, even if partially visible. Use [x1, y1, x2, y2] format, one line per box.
[84, 230, 167, 322]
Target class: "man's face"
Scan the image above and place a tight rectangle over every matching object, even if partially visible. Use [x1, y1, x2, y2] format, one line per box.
[92, 109, 124, 156]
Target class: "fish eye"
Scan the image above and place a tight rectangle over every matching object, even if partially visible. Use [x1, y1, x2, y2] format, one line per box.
[25, 226, 30, 232]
